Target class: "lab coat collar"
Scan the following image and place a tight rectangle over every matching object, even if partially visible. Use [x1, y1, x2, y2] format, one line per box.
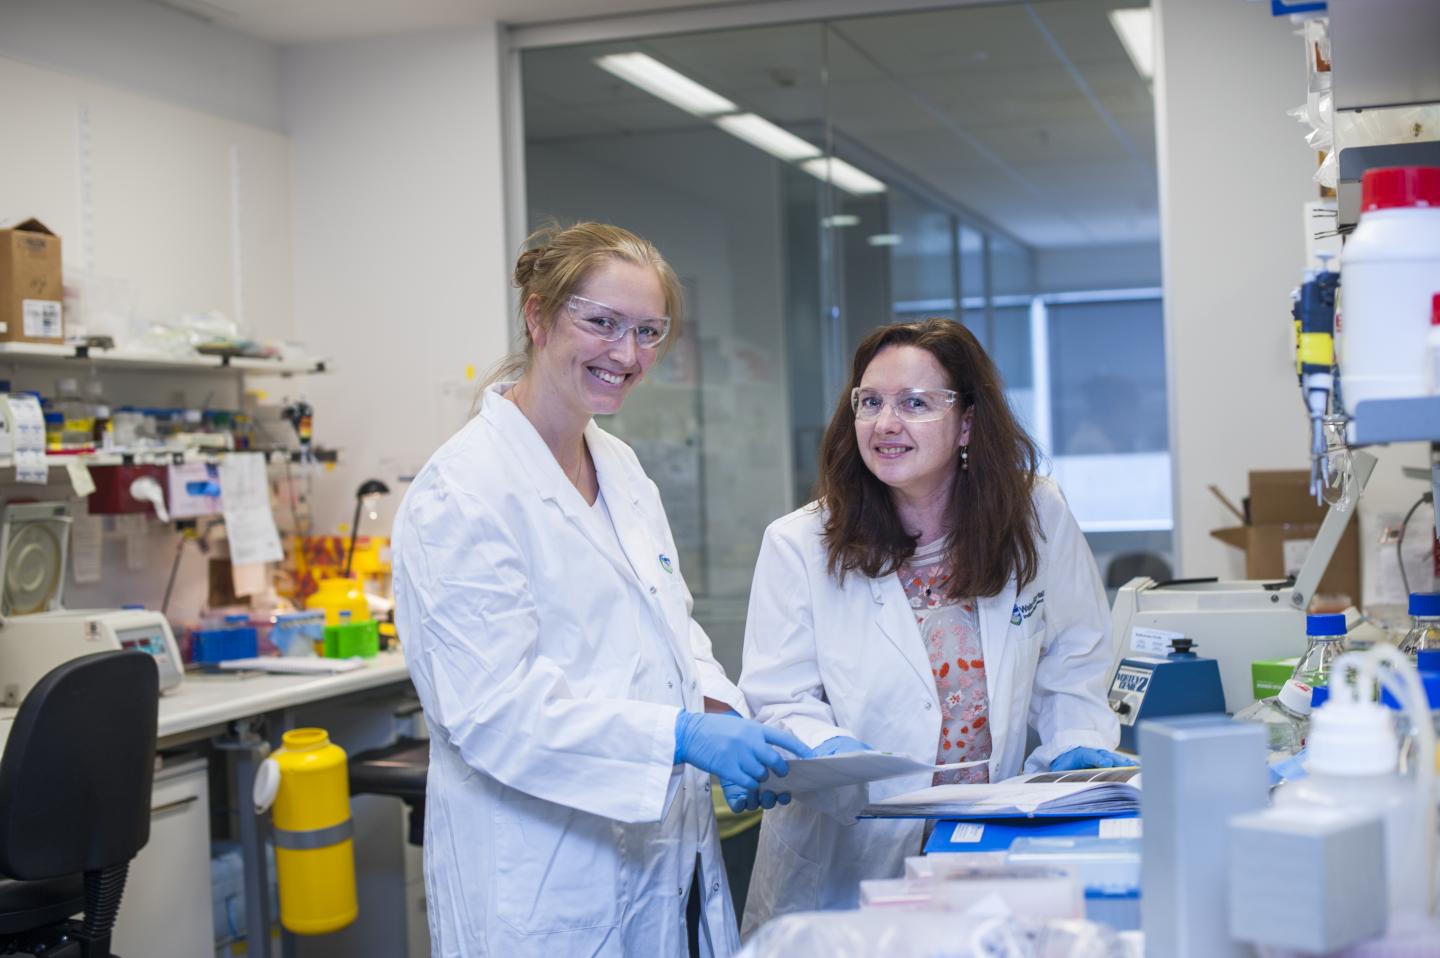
[868, 575, 934, 698]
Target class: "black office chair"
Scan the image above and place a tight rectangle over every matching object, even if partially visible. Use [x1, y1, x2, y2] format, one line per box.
[0, 651, 159, 958]
[348, 738, 429, 847]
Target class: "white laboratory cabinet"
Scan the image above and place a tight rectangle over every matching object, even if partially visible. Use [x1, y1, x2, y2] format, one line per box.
[113, 756, 213, 958]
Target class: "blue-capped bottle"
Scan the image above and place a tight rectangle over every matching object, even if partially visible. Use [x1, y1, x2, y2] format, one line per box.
[1292, 613, 1348, 691]
[1398, 593, 1440, 659]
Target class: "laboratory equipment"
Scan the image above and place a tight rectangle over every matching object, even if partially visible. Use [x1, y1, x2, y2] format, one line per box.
[343, 479, 391, 577]
[322, 612, 379, 659]
[1006, 836, 1141, 931]
[304, 577, 369, 626]
[1109, 450, 1375, 713]
[1274, 646, 1434, 930]
[0, 607, 184, 706]
[251, 728, 358, 935]
[1290, 261, 1340, 503]
[191, 614, 259, 665]
[1399, 592, 1440, 657]
[1232, 677, 1313, 762]
[0, 501, 70, 616]
[1107, 637, 1227, 753]
[1339, 166, 1440, 410]
[1292, 612, 1348, 688]
[270, 610, 324, 657]
[1139, 716, 1267, 958]
[1228, 806, 1387, 954]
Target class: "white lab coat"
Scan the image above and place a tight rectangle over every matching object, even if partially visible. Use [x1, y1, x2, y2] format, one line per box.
[393, 383, 748, 958]
[738, 478, 1119, 934]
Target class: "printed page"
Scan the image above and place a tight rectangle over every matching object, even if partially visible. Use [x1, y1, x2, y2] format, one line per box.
[777, 752, 983, 793]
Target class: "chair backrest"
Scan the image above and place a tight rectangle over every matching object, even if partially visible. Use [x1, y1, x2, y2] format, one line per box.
[0, 651, 158, 880]
[1104, 551, 1175, 591]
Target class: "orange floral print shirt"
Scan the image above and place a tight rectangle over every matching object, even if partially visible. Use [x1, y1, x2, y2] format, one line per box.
[898, 537, 992, 786]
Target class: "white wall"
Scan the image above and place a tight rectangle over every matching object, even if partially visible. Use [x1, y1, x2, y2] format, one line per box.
[281, 28, 511, 535]
[1155, 0, 1432, 603]
[0, 0, 283, 131]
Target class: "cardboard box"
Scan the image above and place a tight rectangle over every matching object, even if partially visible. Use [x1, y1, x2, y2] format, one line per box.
[1252, 656, 1301, 701]
[1210, 470, 1361, 607]
[0, 218, 63, 344]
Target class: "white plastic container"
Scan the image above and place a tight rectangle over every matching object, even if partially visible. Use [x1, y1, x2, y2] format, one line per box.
[1233, 678, 1313, 762]
[1339, 166, 1440, 408]
[1275, 654, 1428, 928]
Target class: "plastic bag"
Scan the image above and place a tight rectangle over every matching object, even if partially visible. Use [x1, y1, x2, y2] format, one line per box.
[737, 908, 1128, 958]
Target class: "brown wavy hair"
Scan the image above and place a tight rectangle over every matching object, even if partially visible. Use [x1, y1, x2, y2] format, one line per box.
[818, 318, 1041, 599]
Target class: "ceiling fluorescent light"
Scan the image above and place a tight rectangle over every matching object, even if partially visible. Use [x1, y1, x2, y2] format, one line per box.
[714, 113, 820, 162]
[1107, 8, 1154, 81]
[867, 233, 903, 247]
[594, 52, 737, 118]
[821, 214, 860, 228]
[799, 157, 887, 196]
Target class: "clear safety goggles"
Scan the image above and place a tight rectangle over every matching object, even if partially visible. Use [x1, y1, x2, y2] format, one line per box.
[566, 295, 671, 349]
[851, 386, 958, 423]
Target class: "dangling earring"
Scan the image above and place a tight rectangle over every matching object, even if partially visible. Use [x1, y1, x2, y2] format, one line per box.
[960, 446, 969, 472]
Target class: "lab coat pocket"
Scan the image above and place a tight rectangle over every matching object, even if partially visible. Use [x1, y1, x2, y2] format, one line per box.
[493, 797, 622, 935]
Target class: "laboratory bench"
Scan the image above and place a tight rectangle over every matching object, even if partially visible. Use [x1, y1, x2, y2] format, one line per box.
[0, 652, 425, 958]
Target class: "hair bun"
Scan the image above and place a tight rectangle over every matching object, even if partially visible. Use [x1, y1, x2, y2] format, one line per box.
[513, 246, 547, 287]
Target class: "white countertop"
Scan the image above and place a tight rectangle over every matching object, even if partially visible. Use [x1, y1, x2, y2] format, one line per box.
[0, 651, 413, 750]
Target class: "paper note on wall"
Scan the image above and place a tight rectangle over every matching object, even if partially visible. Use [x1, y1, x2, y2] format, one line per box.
[70, 512, 103, 584]
[219, 453, 283, 566]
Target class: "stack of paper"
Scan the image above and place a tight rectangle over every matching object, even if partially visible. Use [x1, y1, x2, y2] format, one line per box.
[861, 766, 1140, 819]
[775, 752, 984, 793]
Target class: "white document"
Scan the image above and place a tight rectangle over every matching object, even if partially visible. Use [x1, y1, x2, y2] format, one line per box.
[219, 453, 283, 566]
[776, 752, 984, 793]
[217, 657, 365, 674]
[115, 513, 148, 571]
[70, 513, 103, 584]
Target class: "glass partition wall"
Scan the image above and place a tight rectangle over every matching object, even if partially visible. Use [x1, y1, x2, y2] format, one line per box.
[521, 0, 1166, 670]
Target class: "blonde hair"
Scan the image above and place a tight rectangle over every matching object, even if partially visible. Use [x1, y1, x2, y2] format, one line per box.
[488, 221, 684, 384]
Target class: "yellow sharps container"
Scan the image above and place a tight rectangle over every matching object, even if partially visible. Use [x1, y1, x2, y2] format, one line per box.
[266, 728, 358, 934]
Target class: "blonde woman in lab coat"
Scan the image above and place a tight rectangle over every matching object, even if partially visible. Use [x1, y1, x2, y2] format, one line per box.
[393, 223, 809, 958]
[738, 318, 1124, 934]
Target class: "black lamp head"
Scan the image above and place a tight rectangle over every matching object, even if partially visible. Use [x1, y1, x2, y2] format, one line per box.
[356, 479, 390, 499]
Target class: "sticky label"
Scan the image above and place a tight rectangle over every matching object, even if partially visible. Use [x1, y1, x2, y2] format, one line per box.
[949, 823, 985, 843]
[1132, 626, 1183, 656]
[21, 299, 61, 338]
[66, 460, 95, 497]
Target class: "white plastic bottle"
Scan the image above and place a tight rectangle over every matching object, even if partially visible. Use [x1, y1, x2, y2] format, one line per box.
[1233, 678, 1313, 762]
[1339, 166, 1440, 408]
[1428, 294, 1440, 396]
[1275, 655, 1428, 928]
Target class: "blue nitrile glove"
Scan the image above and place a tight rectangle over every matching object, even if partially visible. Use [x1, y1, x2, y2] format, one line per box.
[1049, 746, 1134, 772]
[813, 735, 871, 757]
[674, 711, 813, 791]
[720, 780, 793, 813]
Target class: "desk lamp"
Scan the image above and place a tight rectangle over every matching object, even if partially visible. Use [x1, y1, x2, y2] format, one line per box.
[344, 479, 390, 578]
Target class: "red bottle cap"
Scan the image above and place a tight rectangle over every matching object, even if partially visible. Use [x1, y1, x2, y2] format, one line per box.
[1361, 166, 1440, 212]
[1433, 292, 1440, 327]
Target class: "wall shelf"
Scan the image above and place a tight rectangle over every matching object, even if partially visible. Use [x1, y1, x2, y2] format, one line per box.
[0, 342, 329, 376]
[0, 447, 338, 471]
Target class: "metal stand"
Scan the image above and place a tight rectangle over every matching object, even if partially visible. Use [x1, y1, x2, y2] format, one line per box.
[215, 718, 276, 958]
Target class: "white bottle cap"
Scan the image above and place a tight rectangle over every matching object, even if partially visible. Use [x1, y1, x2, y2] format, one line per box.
[1307, 698, 1398, 776]
[1277, 679, 1314, 716]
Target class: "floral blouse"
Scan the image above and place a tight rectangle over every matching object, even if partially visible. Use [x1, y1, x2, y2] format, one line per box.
[898, 537, 992, 786]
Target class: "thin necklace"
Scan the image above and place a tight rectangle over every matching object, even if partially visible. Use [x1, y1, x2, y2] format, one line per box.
[512, 382, 588, 492]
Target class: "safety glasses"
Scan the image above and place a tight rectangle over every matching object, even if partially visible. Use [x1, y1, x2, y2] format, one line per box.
[566, 294, 671, 349]
[851, 387, 958, 423]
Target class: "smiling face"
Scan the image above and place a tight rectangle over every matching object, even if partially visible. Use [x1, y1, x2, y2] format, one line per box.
[525, 258, 665, 420]
[855, 344, 971, 501]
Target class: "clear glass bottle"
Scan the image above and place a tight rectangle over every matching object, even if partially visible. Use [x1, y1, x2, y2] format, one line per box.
[53, 376, 93, 449]
[1398, 593, 1440, 658]
[1234, 678, 1314, 761]
[1293, 613, 1349, 689]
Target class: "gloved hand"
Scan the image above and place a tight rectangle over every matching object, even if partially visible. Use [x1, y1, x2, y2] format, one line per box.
[720, 780, 793, 813]
[674, 711, 813, 791]
[813, 735, 871, 757]
[1049, 746, 1134, 772]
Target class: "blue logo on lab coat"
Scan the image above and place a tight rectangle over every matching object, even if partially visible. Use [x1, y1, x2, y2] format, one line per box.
[659, 554, 673, 574]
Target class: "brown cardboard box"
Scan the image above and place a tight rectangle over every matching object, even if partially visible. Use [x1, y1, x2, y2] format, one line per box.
[0, 218, 63, 344]
[1210, 470, 1362, 607]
